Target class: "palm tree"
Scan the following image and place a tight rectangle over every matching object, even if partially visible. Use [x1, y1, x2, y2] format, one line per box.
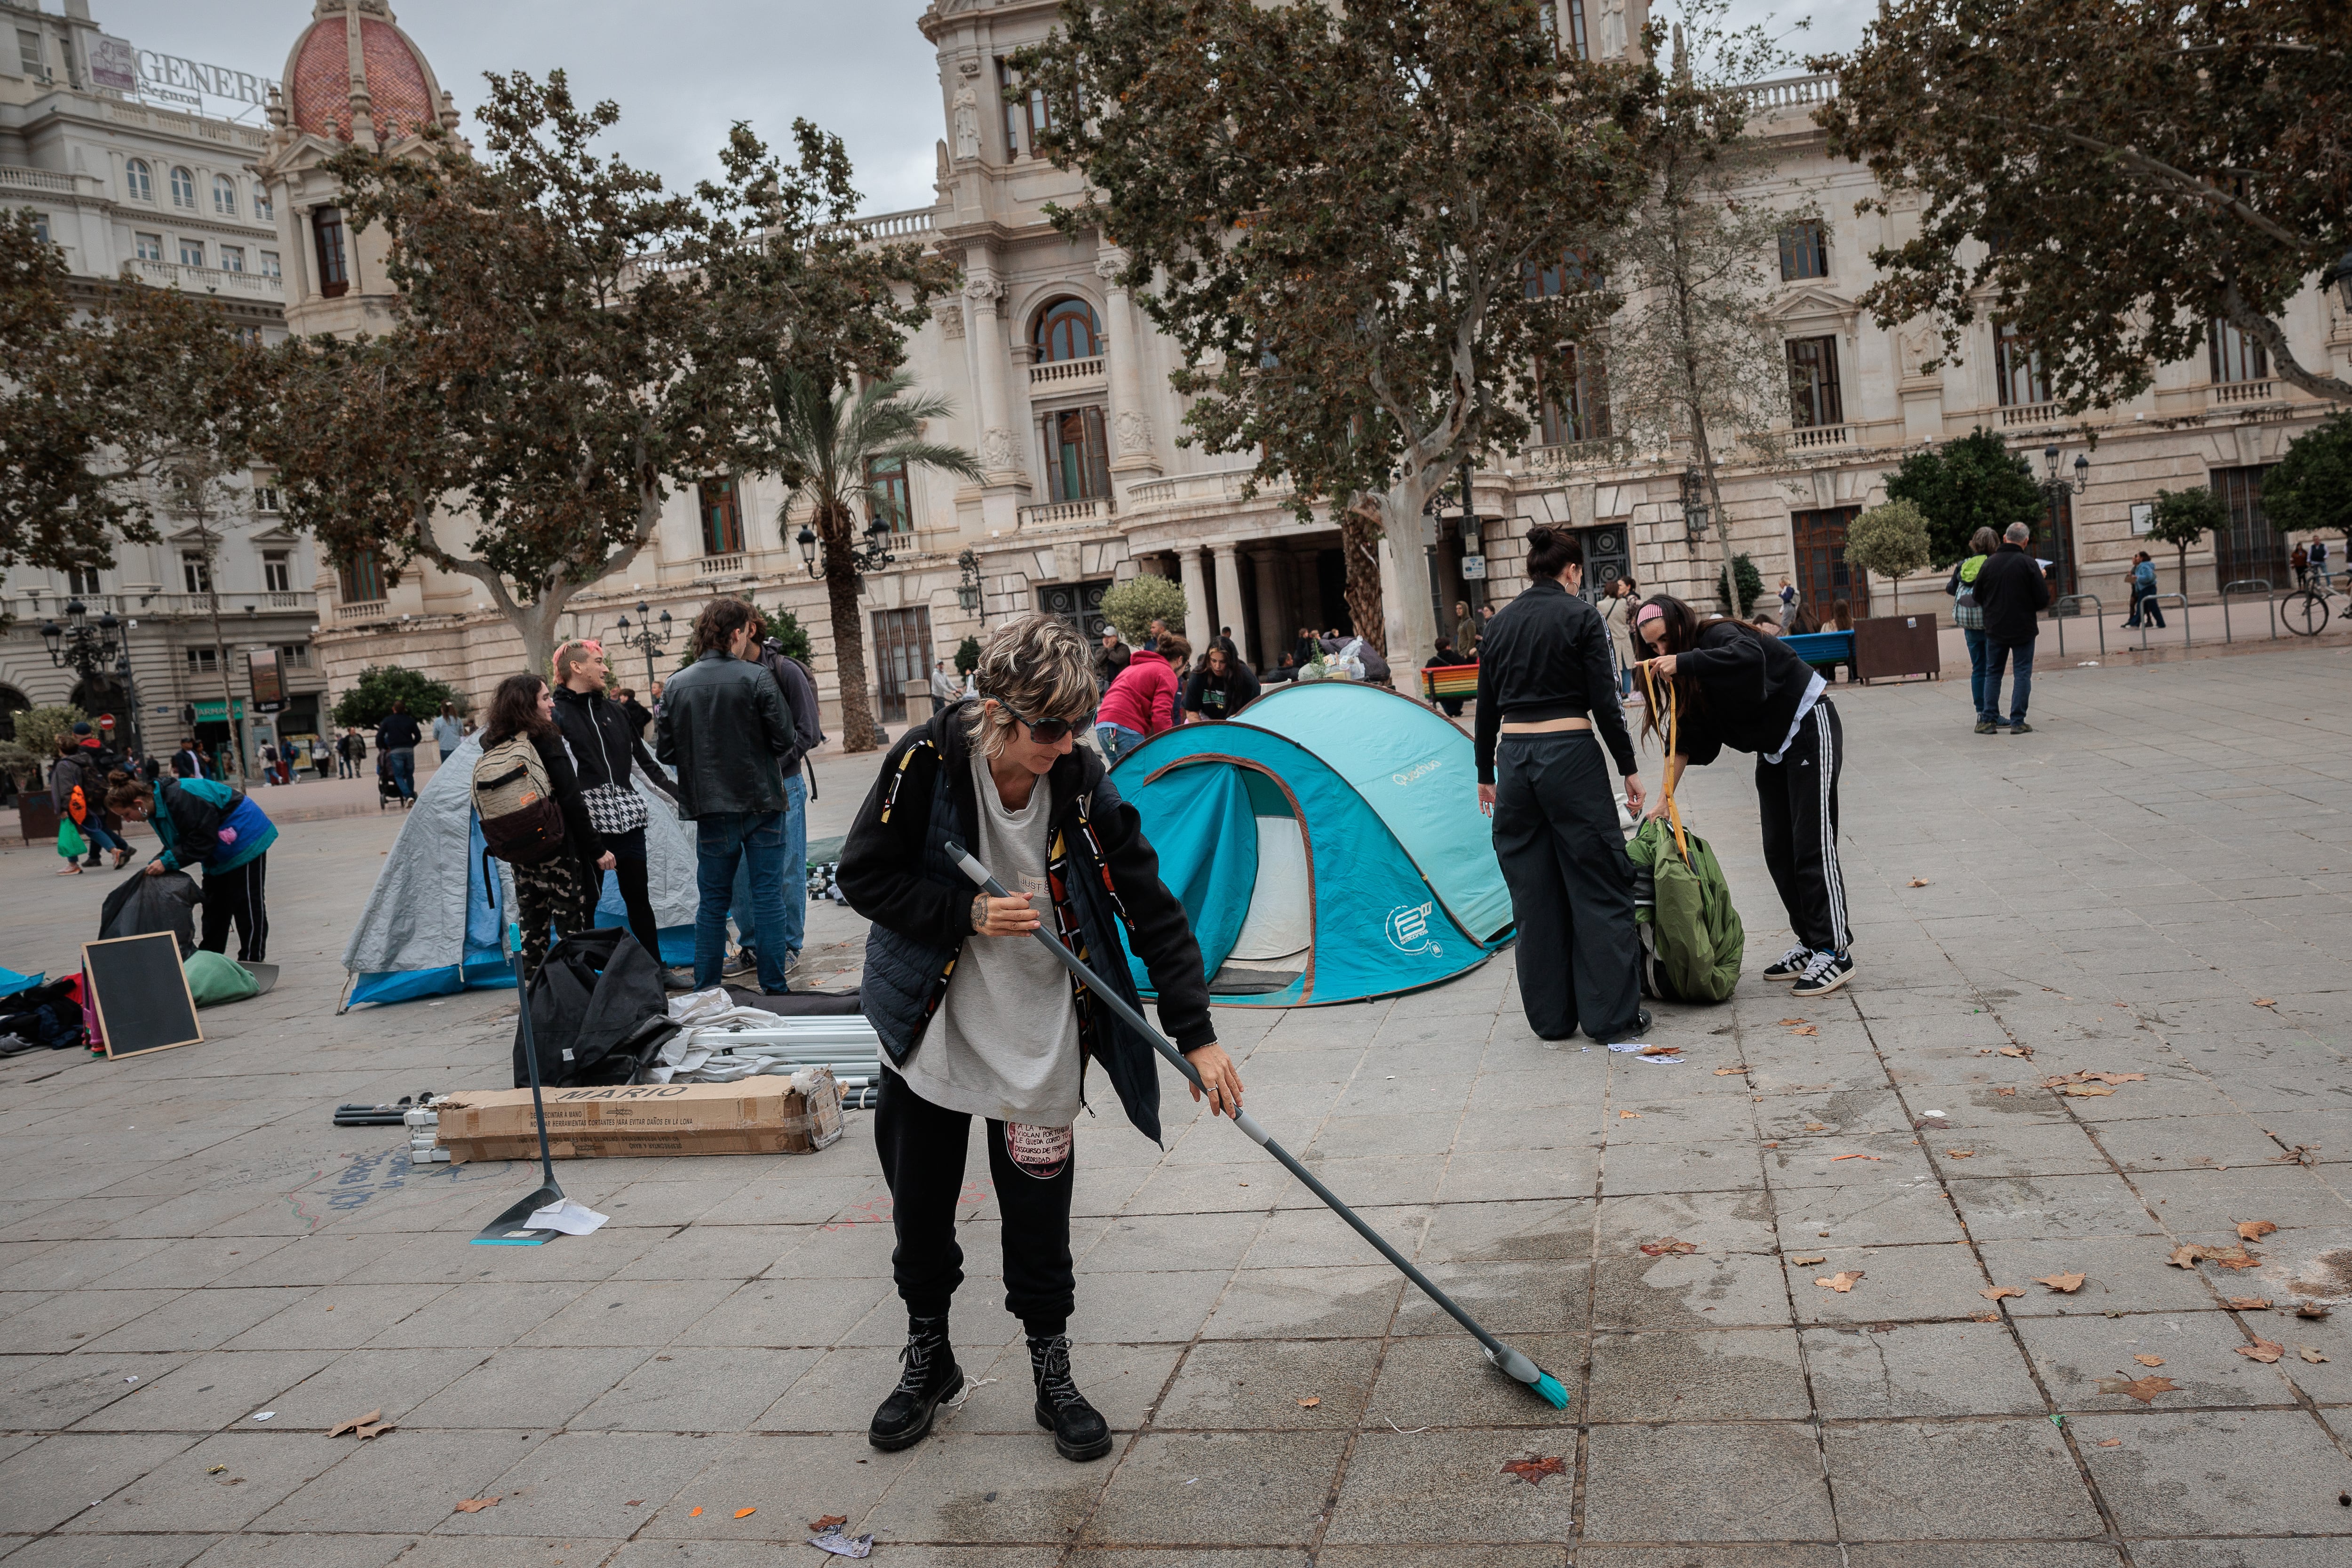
[771, 368, 983, 753]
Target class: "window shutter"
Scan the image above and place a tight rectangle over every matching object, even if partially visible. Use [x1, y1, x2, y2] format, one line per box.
[1081, 406, 1110, 500]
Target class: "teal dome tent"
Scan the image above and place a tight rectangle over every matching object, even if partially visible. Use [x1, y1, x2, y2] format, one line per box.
[1112, 681, 1513, 1006]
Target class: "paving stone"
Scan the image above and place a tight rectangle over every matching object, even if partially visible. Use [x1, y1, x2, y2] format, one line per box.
[248, 1427, 550, 1534]
[1774, 1181, 1968, 1247]
[1820, 1418, 2102, 1539]
[0, 1432, 195, 1533]
[219, 1283, 451, 1353]
[0, 1534, 218, 1568]
[1842, 1546, 2124, 1568]
[1244, 1202, 1432, 1268]
[1972, 1234, 2229, 1316]
[58, 1431, 342, 1534]
[1201, 1265, 1404, 1339]
[2066, 1409, 2352, 1535]
[673, 1275, 897, 1348]
[2013, 1311, 2302, 1410]
[1153, 1336, 1379, 1430]
[1788, 1241, 1992, 1325]
[1586, 1328, 1809, 1421]
[1591, 1250, 1788, 1330]
[2128, 1544, 2352, 1568]
[239, 1347, 485, 1430]
[862, 1432, 1106, 1544]
[1577, 1551, 1841, 1568]
[1393, 1260, 1585, 1336]
[1581, 1420, 1836, 1542]
[400, 1345, 647, 1429]
[1416, 1198, 1589, 1264]
[183, 1535, 416, 1568]
[1320, 1427, 1570, 1544]
[1064, 1269, 1232, 1344]
[367, 1537, 627, 1568]
[567, 1345, 822, 1433]
[1801, 1321, 2047, 1417]
[1592, 1190, 1780, 1256]
[67, 1350, 335, 1433]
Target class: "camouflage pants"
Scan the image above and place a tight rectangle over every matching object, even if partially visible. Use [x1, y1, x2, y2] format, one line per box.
[513, 854, 595, 978]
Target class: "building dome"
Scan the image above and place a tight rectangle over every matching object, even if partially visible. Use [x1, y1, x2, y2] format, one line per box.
[283, 1, 444, 144]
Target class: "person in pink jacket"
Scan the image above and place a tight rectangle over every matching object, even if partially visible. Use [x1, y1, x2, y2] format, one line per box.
[1091, 634, 1189, 764]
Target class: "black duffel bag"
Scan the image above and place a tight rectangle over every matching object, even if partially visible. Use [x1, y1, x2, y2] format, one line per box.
[512, 928, 677, 1089]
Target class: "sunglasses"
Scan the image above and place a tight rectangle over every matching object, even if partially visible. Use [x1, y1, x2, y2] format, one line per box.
[1002, 705, 1093, 743]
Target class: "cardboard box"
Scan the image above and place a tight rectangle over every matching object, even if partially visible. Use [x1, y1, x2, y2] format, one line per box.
[435, 1072, 842, 1163]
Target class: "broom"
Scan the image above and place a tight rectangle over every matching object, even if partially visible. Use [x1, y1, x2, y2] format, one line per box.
[947, 840, 1570, 1410]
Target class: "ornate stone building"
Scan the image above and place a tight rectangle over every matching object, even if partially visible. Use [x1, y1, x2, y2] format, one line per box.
[0, 0, 320, 763]
[292, 0, 2348, 729]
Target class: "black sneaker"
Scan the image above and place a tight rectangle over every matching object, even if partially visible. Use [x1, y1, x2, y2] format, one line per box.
[1763, 946, 1812, 982]
[868, 1316, 961, 1451]
[1790, 950, 1854, 998]
[1029, 1333, 1112, 1461]
[723, 946, 757, 979]
[1973, 720, 1998, 735]
[2010, 720, 2034, 734]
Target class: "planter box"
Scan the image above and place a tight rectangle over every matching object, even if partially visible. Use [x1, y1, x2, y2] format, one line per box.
[1853, 614, 1942, 683]
[17, 796, 57, 848]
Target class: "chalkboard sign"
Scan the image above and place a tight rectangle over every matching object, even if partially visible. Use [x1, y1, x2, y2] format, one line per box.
[82, 932, 202, 1059]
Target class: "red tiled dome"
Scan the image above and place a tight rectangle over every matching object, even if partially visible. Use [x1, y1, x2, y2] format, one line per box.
[289, 17, 436, 143]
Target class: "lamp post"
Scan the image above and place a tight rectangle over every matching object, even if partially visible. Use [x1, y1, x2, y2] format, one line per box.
[798, 511, 898, 579]
[954, 549, 982, 615]
[612, 602, 673, 689]
[2323, 246, 2352, 314]
[2038, 443, 2090, 600]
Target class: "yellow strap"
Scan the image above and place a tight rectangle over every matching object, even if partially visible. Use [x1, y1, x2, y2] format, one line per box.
[1637, 662, 1691, 865]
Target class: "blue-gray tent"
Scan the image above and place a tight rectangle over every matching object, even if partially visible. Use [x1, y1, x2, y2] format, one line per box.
[1112, 680, 1513, 1006]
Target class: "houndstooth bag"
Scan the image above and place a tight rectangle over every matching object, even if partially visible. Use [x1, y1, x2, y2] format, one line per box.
[580, 781, 648, 836]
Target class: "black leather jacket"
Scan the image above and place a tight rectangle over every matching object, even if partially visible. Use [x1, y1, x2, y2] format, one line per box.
[654, 650, 796, 820]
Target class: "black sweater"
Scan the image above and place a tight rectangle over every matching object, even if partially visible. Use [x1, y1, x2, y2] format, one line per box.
[1473, 577, 1637, 782]
[1184, 661, 1260, 720]
[1670, 621, 1822, 767]
[1972, 542, 2051, 643]
[551, 683, 670, 802]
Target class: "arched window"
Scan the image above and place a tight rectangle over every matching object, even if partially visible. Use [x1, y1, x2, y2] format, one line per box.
[169, 167, 196, 208]
[213, 175, 238, 216]
[1033, 298, 1103, 363]
[124, 159, 151, 201]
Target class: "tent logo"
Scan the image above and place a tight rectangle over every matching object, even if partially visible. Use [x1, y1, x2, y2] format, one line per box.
[1391, 758, 1443, 788]
[1386, 900, 1440, 957]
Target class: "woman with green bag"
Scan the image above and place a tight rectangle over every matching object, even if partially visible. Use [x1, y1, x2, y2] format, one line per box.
[55, 816, 87, 872]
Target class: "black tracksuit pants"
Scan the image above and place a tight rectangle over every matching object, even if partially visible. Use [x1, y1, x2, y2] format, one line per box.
[605, 827, 662, 965]
[1490, 730, 1642, 1042]
[875, 1067, 1076, 1338]
[200, 854, 269, 963]
[1754, 700, 1851, 955]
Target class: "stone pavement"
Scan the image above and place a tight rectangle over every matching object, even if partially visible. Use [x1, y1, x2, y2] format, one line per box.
[0, 645, 2348, 1566]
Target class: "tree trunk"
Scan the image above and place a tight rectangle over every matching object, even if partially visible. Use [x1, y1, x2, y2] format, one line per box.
[820, 501, 881, 753]
[2177, 544, 2190, 597]
[512, 595, 567, 684]
[1377, 471, 1445, 675]
[1339, 503, 1389, 658]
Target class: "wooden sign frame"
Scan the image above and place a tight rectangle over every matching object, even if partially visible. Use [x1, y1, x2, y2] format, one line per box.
[81, 932, 204, 1059]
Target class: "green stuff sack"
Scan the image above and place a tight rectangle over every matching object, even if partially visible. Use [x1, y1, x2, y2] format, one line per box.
[183, 949, 260, 1007]
[1626, 813, 1744, 1003]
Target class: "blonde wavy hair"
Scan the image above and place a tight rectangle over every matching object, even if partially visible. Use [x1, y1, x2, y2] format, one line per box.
[965, 611, 1098, 758]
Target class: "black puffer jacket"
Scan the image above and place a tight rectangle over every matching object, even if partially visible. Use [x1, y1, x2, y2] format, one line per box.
[837, 700, 1213, 1144]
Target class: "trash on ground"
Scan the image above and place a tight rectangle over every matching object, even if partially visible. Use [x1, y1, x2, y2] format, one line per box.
[1297, 1396, 1321, 1408]
[524, 1199, 610, 1236]
[807, 1526, 874, 1558]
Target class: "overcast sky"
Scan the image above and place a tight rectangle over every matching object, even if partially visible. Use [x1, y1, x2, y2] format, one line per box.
[89, 0, 1874, 216]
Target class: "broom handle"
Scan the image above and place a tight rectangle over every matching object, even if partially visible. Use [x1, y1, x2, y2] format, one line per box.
[504, 929, 558, 1192]
[946, 841, 1510, 1363]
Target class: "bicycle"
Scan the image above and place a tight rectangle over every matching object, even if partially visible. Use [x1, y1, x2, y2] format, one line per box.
[2282, 571, 2350, 637]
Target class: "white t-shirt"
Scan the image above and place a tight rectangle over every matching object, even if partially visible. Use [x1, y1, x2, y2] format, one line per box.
[898, 753, 1085, 1126]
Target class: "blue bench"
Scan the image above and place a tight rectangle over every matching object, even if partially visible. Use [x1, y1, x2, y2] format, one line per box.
[1779, 630, 1856, 681]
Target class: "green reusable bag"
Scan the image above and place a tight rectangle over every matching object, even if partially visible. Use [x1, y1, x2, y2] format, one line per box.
[1625, 812, 1744, 1004]
[56, 820, 87, 859]
[183, 949, 260, 1007]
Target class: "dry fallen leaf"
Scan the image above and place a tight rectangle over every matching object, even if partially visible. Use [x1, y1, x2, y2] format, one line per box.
[2236, 1220, 2278, 1242]
[1636, 1044, 1680, 1057]
[326, 1409, 383, 1440]
[454, 1497, 501, 1514]
[1907, 878, 1930, 887]
[1639, 1237, 1699, 1257]
[1971, 1310, 2001, 1323]
[1996, 1087, 2017, 1097]
[2226, 1297, 2273, 1311]
[2253, 997, 2277, 1008]
[207, 1465, 227, 1474]
[2208, 1247, 2263, 1271]
[1816, 1271, 1866, 1293]
[809, 1515, 849, 1532]
[2082, 1072, 2146, 1085]
[1831, 1153, 1882, 1162]
[2098, 1438, 2122, 1447]
[1762, 1140, 1780, 1148]
[1778, 1018, 1806, 1027]
[1714, 1067, 1747, 1076]
[1805, 1122, 1827, 1131]
[1500, 1456, 1568, 1487]
[2236, 1337, 2285, 1363]
[2167, 1244, 2210, 1269]
[2034, 1273, 2088, 1294]
[1792, 1026, 1819, 1036]
[1947, 1149, 1975, 1159]
[2059, 1084, 2114, 1098]
[2133, 1354, 2165, 1367]
[735, 1508, 756, 1519]
[356, 1420, 393, 1440]
[2296, 1303, 2332, 1320]
[2095, 1374, 2179, 1404]
[1793, 1254, 1828, 1266]
[1619, 1110, 1641, 1119]
[1981, 1287, 2024, 1301]
[2301, 1346, 2329, 1364]
[1998, 1045, 2032, 1059]
[1296, 1396, 1321, 1408]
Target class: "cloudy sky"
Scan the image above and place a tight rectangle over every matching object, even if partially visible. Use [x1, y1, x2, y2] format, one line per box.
[92, 0, 1874, 216]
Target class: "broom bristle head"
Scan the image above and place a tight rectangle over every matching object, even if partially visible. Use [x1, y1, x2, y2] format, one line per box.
[1530, 1370, 1570, 1409]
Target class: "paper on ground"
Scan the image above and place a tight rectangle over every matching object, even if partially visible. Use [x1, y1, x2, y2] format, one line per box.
[808, 1528, 874, 1558]
[524, 1199, 609, 1235]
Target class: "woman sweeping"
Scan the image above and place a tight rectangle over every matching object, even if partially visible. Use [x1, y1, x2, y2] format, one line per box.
[839, 613, 1240, 1463]
[1634, 594, 1854, 997]
[108, 769, 279, 961]
[1475, 526, 1649, 1044]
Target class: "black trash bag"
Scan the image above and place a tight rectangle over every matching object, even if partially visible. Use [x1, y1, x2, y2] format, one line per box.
[722, 985, 863, 1016]
[512, 927, 677, 1089]
[98, 869, 203, 958]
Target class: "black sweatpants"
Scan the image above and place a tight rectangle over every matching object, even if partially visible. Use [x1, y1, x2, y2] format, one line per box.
[606, 827, 662, 964]
[1490, 730, 1642, 1042]
[200, 853, 269, 963]
[875, 1067, 1076, 1337]
[1754, 700, 1851, 955]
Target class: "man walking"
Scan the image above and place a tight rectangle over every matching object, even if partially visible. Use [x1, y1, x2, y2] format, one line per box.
[171, 736, 205, 782]
[1094, 628, 1130, 689]
[1971, 522, 2050, 735]
[928, 659, 958, 716]
[432, 701, 464, 764]
[657, 598, 798, 995]
[375, 700, 421, 802]
[728, 615, 825, 987]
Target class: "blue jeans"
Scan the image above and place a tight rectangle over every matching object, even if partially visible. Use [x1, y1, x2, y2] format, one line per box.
[1963, 627, 1990, 720]
[79, 816, 123, 859]
[2137, 589, 2166, 629]
[696, 809, 790, 993]
[1095, 723, 1143, 764]
[386, 747, 416, 800]
[728, 771, 807, 964]
[1986, 638, 2034, 725]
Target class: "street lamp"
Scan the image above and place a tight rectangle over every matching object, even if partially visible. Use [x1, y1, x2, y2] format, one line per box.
[2038, 444, 2090, 597]
[1678, 467, 1711, 545]
[797, 512, 897, 578]
[612, 601, 673, 689]
[2323, 245, 2352, 313]
[954, 549, 982, 614]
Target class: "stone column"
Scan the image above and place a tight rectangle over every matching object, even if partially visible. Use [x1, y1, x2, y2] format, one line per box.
[1097, 249, 1161, 477]
[1177, 548, 1211, 653]
[963, 272, 1021, 483]
[1252, 550, 1285, 671]
[1211, 542, 1247, 661]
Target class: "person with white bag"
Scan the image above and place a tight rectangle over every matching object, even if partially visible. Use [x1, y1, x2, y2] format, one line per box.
[552, 639, 689, 988]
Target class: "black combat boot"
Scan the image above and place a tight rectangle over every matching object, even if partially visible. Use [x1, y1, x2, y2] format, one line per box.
[867, 1314, 961, 1450]
[1029, 1333, 1112, 1461]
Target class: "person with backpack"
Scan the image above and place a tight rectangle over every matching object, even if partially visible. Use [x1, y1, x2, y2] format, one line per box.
[1971, 522, 2052, 734]
[551, 638, 688, 987]
[837, 612, 1239, 1464]
[375, 700, 422, 803]
[655, 598, 799, 995]
[727, 615, 826, 986]
[1945, 526, 2000, 729]
[51, 739, 129, 873]
[1635, 593, 1855, 999]
[107, 770, 279, 961]
[474, 672, 613, 978]
[2121, 550, 2166, 631]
